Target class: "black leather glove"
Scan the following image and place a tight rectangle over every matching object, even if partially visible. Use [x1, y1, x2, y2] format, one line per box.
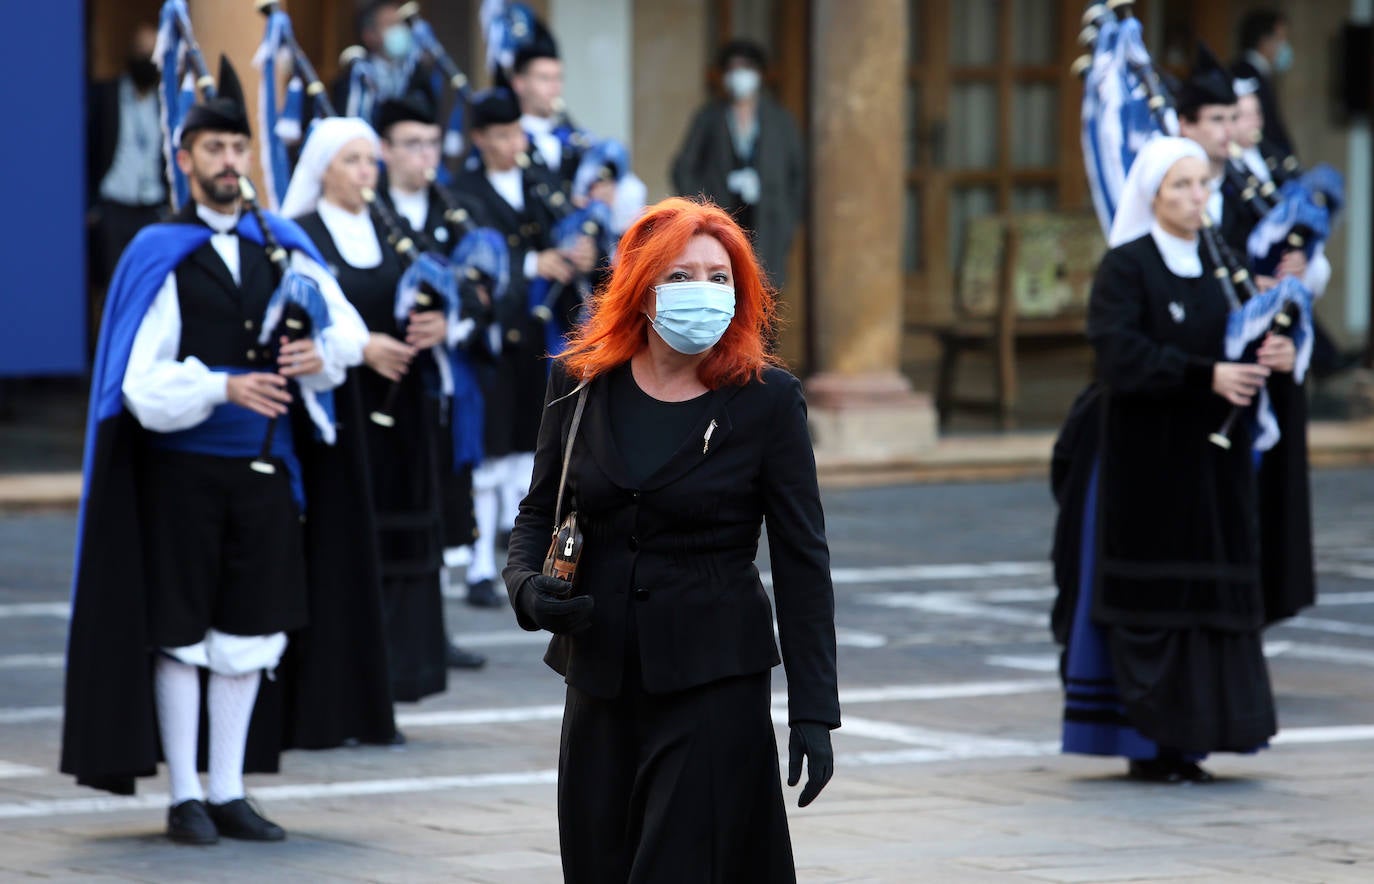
[516, 574, 595, 635]
[787, 721, 834, 808]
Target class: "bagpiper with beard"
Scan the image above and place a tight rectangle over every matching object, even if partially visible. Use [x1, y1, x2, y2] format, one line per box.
[451, 87, 596, 608]
[61, 57, 370, 844]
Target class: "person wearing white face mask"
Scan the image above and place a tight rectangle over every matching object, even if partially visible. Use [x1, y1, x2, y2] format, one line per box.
[671, 39, 805, 289]
[1231, 10, 1295, 157]
[502, 197, 838, 880]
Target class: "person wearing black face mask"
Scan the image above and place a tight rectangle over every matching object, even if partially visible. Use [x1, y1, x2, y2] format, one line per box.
[88, 23, 168, 294]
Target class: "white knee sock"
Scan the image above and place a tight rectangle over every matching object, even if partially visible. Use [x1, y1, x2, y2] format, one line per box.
[206, 670, 261, 805]
[469, 484, 500, 583]
[500, 453, 535, 533]
[154, 655, 204, 805]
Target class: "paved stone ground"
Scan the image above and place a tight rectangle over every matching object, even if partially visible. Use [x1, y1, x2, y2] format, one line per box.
[1, 469, 1373, 881]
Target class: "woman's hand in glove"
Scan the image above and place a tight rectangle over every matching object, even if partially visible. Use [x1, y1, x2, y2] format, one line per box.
[516, 574, 595, 635]
[787, 721, 834, 807]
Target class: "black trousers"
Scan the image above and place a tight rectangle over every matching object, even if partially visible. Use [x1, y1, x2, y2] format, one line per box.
[557, 660, 795, 884]
[138, 449, 308, 647]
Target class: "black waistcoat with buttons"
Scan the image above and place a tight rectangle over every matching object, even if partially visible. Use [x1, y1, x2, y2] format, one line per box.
[172, 203, 278, 369]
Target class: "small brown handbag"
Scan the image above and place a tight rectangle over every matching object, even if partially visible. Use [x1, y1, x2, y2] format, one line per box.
[542, 384, 590, 585]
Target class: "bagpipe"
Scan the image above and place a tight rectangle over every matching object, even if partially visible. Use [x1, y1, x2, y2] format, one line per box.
[360, 186, 455, 428]
[237, 174, 336, 472]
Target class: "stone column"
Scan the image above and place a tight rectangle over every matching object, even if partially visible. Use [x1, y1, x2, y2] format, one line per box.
[806, 0, 935, 461]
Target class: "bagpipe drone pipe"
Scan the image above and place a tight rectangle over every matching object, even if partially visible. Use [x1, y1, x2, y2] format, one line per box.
[1199, 214, 1313, 452]
[238, 175, 336, 473]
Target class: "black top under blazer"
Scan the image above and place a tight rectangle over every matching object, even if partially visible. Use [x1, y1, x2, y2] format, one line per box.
[503, 361, 841, 727]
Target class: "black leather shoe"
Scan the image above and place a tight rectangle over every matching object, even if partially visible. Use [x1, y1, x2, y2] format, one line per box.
[207, 798, 286, 841]
[389, 728, 407, 746]
[1175, 760, 1215, 783]
[465, 578, 505, 608]
[447, 643, 488, 669]
[167, 799, 218, 845]
[1127, 759, 1183, 784]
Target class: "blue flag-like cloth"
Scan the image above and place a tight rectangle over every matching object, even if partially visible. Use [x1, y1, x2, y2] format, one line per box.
[76, 213, 328, 593]
[1298, 164, 1345, 219]
[155, 0, 201, 210]
[1080, 15, 1170, 237]
[1246, 179, 1331, 277]
[1223, 276, 1314, 452]
[253, 10, 296, 210]
[395, 252, 485, 470]
[257, 267, 338, 443]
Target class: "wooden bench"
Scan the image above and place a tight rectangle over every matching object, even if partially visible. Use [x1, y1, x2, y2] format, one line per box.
[914, 211, 1106, 429]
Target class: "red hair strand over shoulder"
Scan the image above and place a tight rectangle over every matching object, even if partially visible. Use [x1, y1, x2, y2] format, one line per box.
[557, 197, 778, 388]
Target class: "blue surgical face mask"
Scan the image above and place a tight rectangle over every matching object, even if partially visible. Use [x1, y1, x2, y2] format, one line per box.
[645, 281, 736, 355]
[383, 24, 413, 61]
[1273, 41, 1294, 73]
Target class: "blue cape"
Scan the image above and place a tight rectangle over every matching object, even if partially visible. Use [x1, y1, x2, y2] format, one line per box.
[74, 212, 327, 599]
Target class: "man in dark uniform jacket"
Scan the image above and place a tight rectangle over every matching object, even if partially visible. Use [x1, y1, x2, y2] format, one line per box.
[1232, 10, 1295, 157]
[451, 88, 595, 608]
[373, 84, 491, 665]
[508, 21, 588, 192]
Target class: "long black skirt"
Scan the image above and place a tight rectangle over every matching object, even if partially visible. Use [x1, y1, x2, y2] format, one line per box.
[557, 661, 795, 883]
[358, 368, 448, 703]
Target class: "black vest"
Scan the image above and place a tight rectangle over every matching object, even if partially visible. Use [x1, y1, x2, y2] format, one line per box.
[172, 207, 277, 369]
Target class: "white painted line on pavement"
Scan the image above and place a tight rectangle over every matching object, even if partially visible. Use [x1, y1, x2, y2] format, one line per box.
[397, 705, 564, 728]
[1274, 725, 1374, 745]
[1282, 616, 1374, 639]
[835, 628, 888, 648]
[0, 760, 44, 779]
[1316, 591, 1374, 606]
[862, 592, 1045, 626]
[0, 706, 61, 724]
[1318, 563, 1374, 581]
[0, 654, 63, 670]
[827, 562, 1050, 585]
[0, 603, 69, 620]
[451, 630, 549, 648]
[1280, 642, 1374, 668]
[830, 679, 1059, 704]
[985, 655, 1059, 673]
[7, 722, 1374, 819]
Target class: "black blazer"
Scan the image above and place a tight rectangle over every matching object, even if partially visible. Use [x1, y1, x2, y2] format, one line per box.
[503, 361, 841, 727]
[88, 78, 167, 207]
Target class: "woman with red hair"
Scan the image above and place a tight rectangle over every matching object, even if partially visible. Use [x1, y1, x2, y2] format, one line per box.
[502, 197, 839, 881]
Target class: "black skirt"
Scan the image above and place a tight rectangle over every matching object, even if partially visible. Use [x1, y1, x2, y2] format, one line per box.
[557, 656, 795, 883]
[357, 366, 448, 703]
[137, 449, 307, 646]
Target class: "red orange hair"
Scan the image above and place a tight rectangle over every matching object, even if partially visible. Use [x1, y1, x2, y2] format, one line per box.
[558, 197, 778, 388]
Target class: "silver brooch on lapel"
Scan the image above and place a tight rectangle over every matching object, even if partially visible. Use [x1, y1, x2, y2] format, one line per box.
[1168, 301, 1186, 324]
[703, 419, 718, 454]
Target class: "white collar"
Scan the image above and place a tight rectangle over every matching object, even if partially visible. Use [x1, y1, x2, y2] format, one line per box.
[317, 198, 382, 269]
[1150, 221, 1202, 278]
[521, 113, 555, 135]
[389, 186, 429, 229]
[196, 203, 241, 235]
[1245, 49, 1272, 77]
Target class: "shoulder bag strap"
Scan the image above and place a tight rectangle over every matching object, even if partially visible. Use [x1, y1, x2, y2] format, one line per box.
[553, 383, 590, 530]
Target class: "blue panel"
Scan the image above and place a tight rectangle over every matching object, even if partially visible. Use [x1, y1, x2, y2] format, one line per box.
[0, 0, 87, 376]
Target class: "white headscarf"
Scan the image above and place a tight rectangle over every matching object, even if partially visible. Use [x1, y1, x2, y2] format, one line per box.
[1107, 136, 1209, 248]
[279, 117, 381, 220]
